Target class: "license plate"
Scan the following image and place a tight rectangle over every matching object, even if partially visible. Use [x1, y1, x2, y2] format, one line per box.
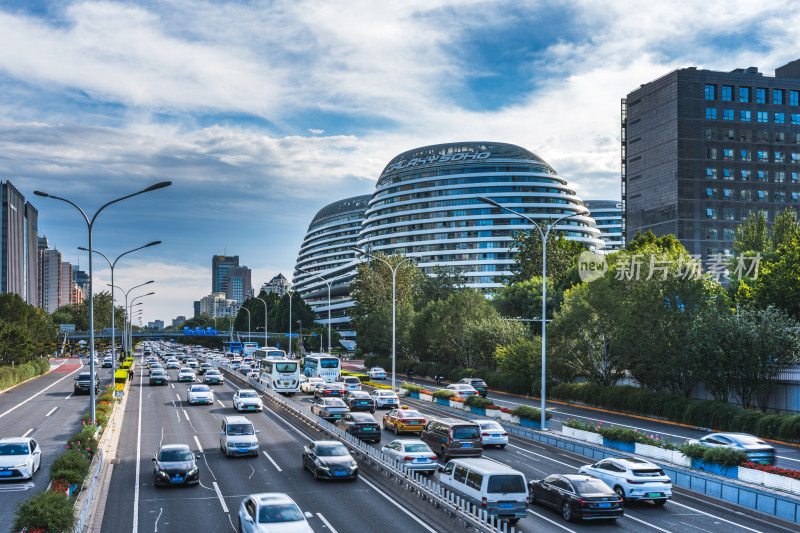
[362, 428, 374, 431]
[332, 414, 342, 418]
[283, 382, 289, 385]
[598, 503, 611, 508]
[359, 401, 370, 405]
[334, 471, 346, 476]
[462, 443, 472, 448]
[491, 434, 501, 437]
[646, 492, 663, 498]
[414, 458, 426, 463]
[499, 503, 513, 509]
[172, 476, 183, 482]
[0, 471, 11, 476]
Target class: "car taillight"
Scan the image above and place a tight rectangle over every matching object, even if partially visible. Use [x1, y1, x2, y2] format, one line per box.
[481, 497, 487, 509]
[525, 496, 529, 507]
[428, 455, 438, 460]
[448, 427, 454, 443]
[627, 479, 645, 484]
[664, 479, 671, 484]
[403, 456, 414, 461]
[502, 432, 508, 436]
[481, 432, 490, 436]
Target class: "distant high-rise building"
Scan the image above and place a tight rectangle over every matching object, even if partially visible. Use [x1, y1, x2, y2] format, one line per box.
[212, 255, 239, 293]
[622, 60, 800, 259]
[38, 248, 62, 313]
[59, 262, 73, 307]
[73, 268, 89, 291]
[584, 201, 623, 253]
[261, 273, 291, 296]
[225, 266, 252, 303]
[1, 182, 38, 304]
[172, 316, 186, 327]
[199, 292, 237, 318]
[193, 300, 201, 318]
[147, 320, 165, 330]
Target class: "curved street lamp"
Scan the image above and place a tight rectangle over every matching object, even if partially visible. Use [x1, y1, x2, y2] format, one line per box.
[477, 196, 588, 430]
[295, 267, 332, 354]
[239, 305, 251, 345]
[34, 181, 171, 422]
[256, 296, 269, 349]
[109, 280, 154, 356]
[129, 292, 154, 353]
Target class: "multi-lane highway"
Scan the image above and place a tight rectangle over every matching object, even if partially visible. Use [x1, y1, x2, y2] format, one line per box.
[0, 357, 113, 527]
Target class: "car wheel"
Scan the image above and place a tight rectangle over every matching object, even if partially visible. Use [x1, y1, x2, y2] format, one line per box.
[393, 425, 399, 435]
[561, 501, 574, 522]
[313, 465, 320, 481]
[499, 444, 506, 449]
[613, 485, 626, 502]
[653, 499, 667, 506]
[440, 447, 449, 462]
[383, 420, 388, 430]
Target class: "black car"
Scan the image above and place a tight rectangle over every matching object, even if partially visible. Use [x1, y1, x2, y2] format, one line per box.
[458, 378, 488, 397]
[302, 440, 358, 480]
[152, 444, 200, 486]
[198, 363, 213, 375]
[343, 391, 376, 413]
[310, 398, 348, 421]
[73, 372, 99, 395]
[149, 370, 169, 386]
[314, 383, 345, 399]
[529, 474, 623, 522]
[335, 412, 381, 443]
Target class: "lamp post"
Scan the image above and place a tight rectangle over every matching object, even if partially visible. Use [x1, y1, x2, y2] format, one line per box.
[287, 290, 294, 357]
[352, 248, 414, 393]
[80, 241, 160, 386]
[477, 196, 588, 430]
[256, 296, 268, 348]
[296, 267, 332, 354]
[239, 305, 251, 345]
[34, 181, 171, 422]
[109, 280, 154, 357]
[129, 292, 154, 355]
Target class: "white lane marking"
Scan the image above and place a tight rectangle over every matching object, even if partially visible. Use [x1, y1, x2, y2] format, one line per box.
[358, 476, 437, 532]
[248, 462, 255, 480]
[65, 394, 73, 400]
[212, 481, 229, 513]
[175, 394, 181, 401]
[183, 409, 190, 422]
[261, 450, 283, 472]
[667, 500, 762, 533]
[193, 435, 203, 452]
[22, 428, 33, 437]
[527, 509, 577, 532]
[159, 427, 164, 450]
[316, 513, 340, 533]
[509, 444, 576, 468]
[777, 455, 800, 463]
[217, 400, 225, 408]
[153, 507, 163, 533]
[625, 513, 673, 532]
[170, 383, 174, 389]
[45, 406, 58, 417]
[0, 366, 83, 420]
[133, 358, 143, 533]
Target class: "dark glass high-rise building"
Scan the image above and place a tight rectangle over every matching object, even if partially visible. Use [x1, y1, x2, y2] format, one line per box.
[1, 182, 38, 304]
[622, 60, 800, 259]
[212, 255, 239, 293]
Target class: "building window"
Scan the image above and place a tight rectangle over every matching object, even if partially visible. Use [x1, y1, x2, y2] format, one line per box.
[740, 150, 751, 161]
[773, 89, 784, 105]
[791, 90, 799, 106]
[723, 208, 735, 220]
[706, 228, 718, 239]
[775, 151, 785, 163]
[740, 190, 752, 201]
[723, 189, 732, 198]
[740, 169, 751, 180]
[723, 228, 735, 240]
[757, 130, 769, 142]
[757, 111, 769, 123]
[706, 147, 718, 159]
[723, 109, 734, 120]
[723, 149, 734, 160]
[706, 168, 717, 179]
[740, 129, 752, 141]
[793, 134, 800, 144]
[739, 87, 750, 102]
[705, 84, 716, 100]
[775, 132, 785, 143]
[725, 128, 735, 140]
[756, 88, 766, 104]
[775, 113, 785, 124]
[757, 190, 767, 200]
[757, 150, 769, 162]
[757, 170, 768, 181]
[740, 110, 751, 122]
[705, 127, 717, 140]
[706, 108, 717, 119]
[706, 188, 716, 198]
[707, 248, 718, 258]
[775, 191, 786, 202]
[721, 85, 733, 101]
[792, 114, 800, 125]
[706, 208, 718, 219]
[775, 171, 785, 183]
[723, 168, 733, 180]
[793, 172, 800, 182]
[792, 153, 800, 164]
[793, 192, 800, 203]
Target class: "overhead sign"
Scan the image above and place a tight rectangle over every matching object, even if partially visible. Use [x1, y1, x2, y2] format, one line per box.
[183, 327, 218, 335]
[59, 324, 76, 332]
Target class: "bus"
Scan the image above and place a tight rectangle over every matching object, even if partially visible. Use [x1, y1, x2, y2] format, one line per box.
[261, 359, 301, 395]
[303, 354, 341, 383]
[253, 347, 288, 367]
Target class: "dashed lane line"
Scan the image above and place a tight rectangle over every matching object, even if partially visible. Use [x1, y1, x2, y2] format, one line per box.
[212, 481, 229, 513]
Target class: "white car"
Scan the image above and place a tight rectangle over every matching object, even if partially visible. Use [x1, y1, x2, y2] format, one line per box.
[371, 390, 400, 409]
[186, 359, 199, 368]
[187, 384, 214, 405]
[341, 376, 362, 391]
[233, 390, 263, 412]
[445, 383, 478, 399]
[381, 439, 438, 474]
[475, 420, 508, 448]
[579, 457, 672, 504]
[301, 377, 325, 394]
[165, 359, 180, 369]
[0, 437, 42, 480]
[367, 367, 387, 380]
[178, 368, 197, 382]
[238, 493, 314, 533]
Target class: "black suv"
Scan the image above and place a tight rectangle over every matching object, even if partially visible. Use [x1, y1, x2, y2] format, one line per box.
[74, 372, 100, 395]
[458, 378, 488, 397]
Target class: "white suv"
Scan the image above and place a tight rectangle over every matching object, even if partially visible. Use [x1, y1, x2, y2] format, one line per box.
[579, 457, 672, 504]
[220, 416, 260, 457]
[233, 389, 263, 412]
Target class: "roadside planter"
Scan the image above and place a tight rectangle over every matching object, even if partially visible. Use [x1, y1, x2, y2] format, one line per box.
[603, 439, 635, 453]
[485, 407, 501, 418]
[738, 466, 800, 494]
[499, 411, 520, 424]
[634, 443, 691, 468]
[562, 426, 603, 445]
[420, 393, 433, 402]
[449, 399, 463, 409]
[435, 398, 449, 406]
[469, 407, 486, 416]
[691, 459, 738, 478]
[519, 417, 548, 429]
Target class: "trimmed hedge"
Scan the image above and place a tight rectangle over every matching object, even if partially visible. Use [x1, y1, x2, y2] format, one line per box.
[50, 450, 91, 485]
[550, 382, 800, 443]
[433, 389, 456, 400]
[13, 490, 75, 533]
[464, 395, 495, 409]
[679, 443, 749, 466]
[0, 358, 50, 391]
[513, 405, 552, 421]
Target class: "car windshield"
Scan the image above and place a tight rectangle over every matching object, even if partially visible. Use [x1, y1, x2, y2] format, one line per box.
[572, 478, 613, 493]
[258, 503, 303, 523]
[240, 391, 258, 398]
[207, 371, 221, 376]
[487, 475, 525, 493]
[345, 378, 359, 384]
[152, 372, 166, 377]
[227, 424, 254, 436]
[453, 426, 479, 440]
[404, 444, 430, 453]
[399, 411, 422, 418]
[316, 445, 348, 457]
[0, 443, 28, 455]
[159, 449, 192, 462]
[191, 386, 210, 392]
[77, 374, 92, 381]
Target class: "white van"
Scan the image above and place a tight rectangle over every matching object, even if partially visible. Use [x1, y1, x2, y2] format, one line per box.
[220, 415, 260, 457]
[439, 458, 528, 523]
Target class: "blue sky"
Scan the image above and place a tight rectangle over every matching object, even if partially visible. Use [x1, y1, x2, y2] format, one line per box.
[1, 0, 799, 324]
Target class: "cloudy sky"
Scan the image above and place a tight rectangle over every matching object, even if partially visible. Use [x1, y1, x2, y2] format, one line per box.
[2, 0, 799, 324]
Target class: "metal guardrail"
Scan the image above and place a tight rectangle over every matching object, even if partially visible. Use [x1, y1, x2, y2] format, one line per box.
[213, 361, 522, 533]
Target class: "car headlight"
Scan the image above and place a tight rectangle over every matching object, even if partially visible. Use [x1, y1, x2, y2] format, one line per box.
[188, 467, 198, 476]
[318, 464, 330, 470]
[14, 462, 28, 468]
[349, 464, 358, 470]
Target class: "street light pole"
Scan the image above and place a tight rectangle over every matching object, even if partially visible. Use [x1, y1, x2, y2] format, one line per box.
[477, 196, 588, 430]
[128, 292, 154, 355]
[256, 296, 268, 348]
[80, 241, 160, 388]
[34, 181, 171, 423]
[110, 280, 154, 357]
[352, 249, 414, 393]
[296, 267, 332, 354]
[288, 290, 294, 357]
[239, 305, 251, 346]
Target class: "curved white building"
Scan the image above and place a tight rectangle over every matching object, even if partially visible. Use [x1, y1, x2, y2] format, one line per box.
[358, 142, 602, 288]
[584, 200, 623, 253]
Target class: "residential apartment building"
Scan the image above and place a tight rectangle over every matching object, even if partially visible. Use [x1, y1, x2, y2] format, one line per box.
[199, 292, 238, 318]
[38, 248, 61, 313]
[261, 273, 291, 297]
[225, 266, 253, 303]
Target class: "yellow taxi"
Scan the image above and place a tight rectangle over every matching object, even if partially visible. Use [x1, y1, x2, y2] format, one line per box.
[382, 406, 426, 436]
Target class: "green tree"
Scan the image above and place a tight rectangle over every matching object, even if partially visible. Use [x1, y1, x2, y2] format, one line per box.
[771, 208, 800, 250]
[495, 337, 541, 377]
[0, 293, 55, 361]
[55, 292, 124, 332]
[749, 234, 800, 320]
[511, 231, 587, 288]
[491, 276, 557, 320]
[0, 322, 36, 365]
[734, 210, 772, 255]
[414, 264, 466, 310]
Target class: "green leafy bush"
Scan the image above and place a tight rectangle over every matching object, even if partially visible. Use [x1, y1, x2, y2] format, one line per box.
[50, 450, 90, 485]
[401, 382, 423, 393]
[678, 443, 706, 459]
[13, 489, 75, 533]
[67, 428, 98, 460]
[114, 369, 128, 383]
[433, 389, 455, 399]
[703, 447, 749, 466]
[464, 395, 495, 409]
[513, 405, 551, 421]
[0, 359, 50, 391]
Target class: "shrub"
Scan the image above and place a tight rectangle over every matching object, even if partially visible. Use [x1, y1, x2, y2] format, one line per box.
[513, 405, 551, 421]
[50, 450, 90, 485]
[433, 389, 455, 399]
[401, 382, 423, 393]
[0, 360, 50, 391]
[678, 443, 707, 459]
[114, 369, 128, 383]
[741, 462, 800, 480]
[703, 447, 749, 466]
[13, 489, 75, 533]
[67, 428, 98, 460]
[362, 380, 391, 389]
[464, 395, 495, 409]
